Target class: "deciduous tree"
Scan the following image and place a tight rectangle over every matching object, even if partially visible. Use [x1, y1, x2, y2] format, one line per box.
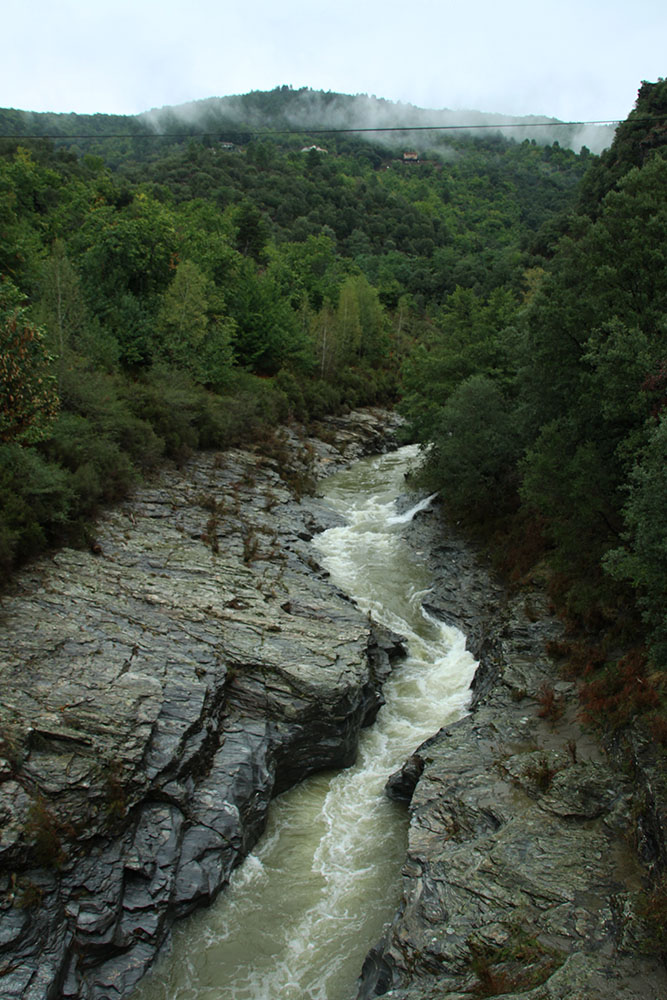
[0, 306, 59, 444]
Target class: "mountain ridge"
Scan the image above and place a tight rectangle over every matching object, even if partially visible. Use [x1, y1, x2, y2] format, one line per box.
[0, 86, 616, 153]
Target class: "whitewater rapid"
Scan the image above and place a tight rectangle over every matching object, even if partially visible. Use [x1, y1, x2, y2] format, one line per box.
[131, 444, 477, 1000]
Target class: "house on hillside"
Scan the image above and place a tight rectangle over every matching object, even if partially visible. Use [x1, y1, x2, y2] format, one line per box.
[402, 151, 419, 162]
[301, 145, 328, 154]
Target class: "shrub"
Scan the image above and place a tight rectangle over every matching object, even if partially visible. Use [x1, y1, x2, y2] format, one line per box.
[47, 412, 138, 508]
[537, 683, 565, 722]
[522, 754, 562, 792]
[637, 874, 667, 957]
[26, 799, 68, 868]
[0, 443, 73, 574]
[126, 373, 200, 462]
[580, 648, 660, 731]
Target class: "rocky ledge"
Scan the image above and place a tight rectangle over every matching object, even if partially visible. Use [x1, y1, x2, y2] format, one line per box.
[0, 409, 403, 1000]
[358, 514, 667, 1000]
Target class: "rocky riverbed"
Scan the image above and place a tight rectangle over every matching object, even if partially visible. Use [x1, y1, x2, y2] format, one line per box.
[0, 409, 403, 1000]
[2, 408, 666, 1000]
[357, 515, 667, 1000]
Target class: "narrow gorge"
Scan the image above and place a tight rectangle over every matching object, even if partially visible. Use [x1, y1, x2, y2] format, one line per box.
[1, 410, 665, 1000]
[0, 410, 403, 998]
[130, 442, 477, 1000]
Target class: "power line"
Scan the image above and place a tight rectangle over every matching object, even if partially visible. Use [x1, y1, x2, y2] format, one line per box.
[0, 118, 631, 141]
[248, 119, 625, 135]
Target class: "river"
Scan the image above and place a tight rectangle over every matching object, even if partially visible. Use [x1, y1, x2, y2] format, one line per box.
[131, 444, 477, 1000]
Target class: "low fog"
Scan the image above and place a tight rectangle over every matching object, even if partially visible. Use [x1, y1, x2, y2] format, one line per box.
[140, 87, 616, 155]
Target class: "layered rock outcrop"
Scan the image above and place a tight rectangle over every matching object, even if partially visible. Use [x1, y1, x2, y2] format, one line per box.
[358, 520, 667, 1000]
[0, 410, 402, 1000]
[4, 408, 665, 1000]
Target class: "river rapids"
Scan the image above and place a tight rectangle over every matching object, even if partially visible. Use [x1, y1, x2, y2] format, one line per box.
[132, 444, 477, 1000]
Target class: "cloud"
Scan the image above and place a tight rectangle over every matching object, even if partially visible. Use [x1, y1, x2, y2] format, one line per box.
[1, 0, 664, 120]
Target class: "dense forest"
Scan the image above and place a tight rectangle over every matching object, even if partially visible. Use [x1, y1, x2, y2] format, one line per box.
[1, 81, 665, 738]
[402, 79, 667, 737]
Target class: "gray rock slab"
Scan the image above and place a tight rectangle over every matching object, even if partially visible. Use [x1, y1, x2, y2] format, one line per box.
[359, 510, 667, 1000]
[0, 408, 402, 1000]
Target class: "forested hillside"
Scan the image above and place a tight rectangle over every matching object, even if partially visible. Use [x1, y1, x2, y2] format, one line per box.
[1, 79, 665, 736]
[402, 79, 667, 737]
[0, 87, 590, 572]
[0, 85, 615, 158]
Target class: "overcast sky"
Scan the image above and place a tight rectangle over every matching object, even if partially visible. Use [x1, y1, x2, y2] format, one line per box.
[3, 1, 664, 123]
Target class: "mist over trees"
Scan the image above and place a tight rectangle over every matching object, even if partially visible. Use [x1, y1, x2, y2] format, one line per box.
[1, 86, 614, 158]
[1, 80, 665, 735]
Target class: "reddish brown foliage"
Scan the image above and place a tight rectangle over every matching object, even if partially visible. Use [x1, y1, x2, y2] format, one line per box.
[545, 638, 605, 681]
[492, 511, 549, 585]
[649, 713, 667, 747]
[642, 359, 667, 419]
[580, 648, 660, 731]
[537, 683, 565, 722]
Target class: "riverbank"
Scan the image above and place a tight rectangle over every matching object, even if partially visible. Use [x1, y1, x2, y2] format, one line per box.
[358, 507, 667, 999]
[131, 442, 479, 1000]
[4, 414, 665, 1000]
[0, 409, 402, 1000]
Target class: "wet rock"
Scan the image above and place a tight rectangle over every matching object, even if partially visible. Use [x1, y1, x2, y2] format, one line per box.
[0, 409, 402, 1000]
[358, 506, 667, 1000]
[385, 754, 425, 803]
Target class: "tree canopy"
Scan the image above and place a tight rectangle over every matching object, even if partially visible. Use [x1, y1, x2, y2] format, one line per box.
[2, 79, 666, 719]
[400, 78, 667, 715]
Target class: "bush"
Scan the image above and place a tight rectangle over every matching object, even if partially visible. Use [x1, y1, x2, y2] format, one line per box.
[47, 412, 138, 508]
[424, 374, 521, 525]
[301, 378, 343, 419]
[605, 413, 667, 670]
[580, 648, 660, 731]
[59, 361, 164, 470]
[126, 375, 200, 463]
[0, 443, 73, 574]
[273, 368, 308, 422]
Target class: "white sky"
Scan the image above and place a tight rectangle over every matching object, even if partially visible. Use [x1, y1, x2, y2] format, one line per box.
[2, 0, 665, 122]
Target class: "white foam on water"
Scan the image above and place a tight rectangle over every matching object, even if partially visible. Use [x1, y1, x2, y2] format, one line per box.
[132, 445, 477, 1000]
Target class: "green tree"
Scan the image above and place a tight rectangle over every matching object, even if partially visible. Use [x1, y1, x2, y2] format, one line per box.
[267, 234, 340, 310]
[0, 306, 59, 444]
[0, 147, 59, 290]
[331, 273, 389, 368]
[425, 374, 520, 524]
[353, 273, 388, 365]
[335, 276, 362, 365]
[158, 260, 208, 358]
[37, 239, 97, 386]
[228, 263, 312, 375]
[156, 259, 235, 388]
[311, 301, 338, 379]
[605, 413, 667, 667]
[516, 154, 667, 604]
[76, 193, 178, 365]
[234, 201, 269, 263]
[400, 285, 519, 443]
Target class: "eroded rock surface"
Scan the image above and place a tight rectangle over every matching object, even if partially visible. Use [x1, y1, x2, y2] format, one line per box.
[0, 409, 402, 1000]
[358, 517, 667, 1000]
